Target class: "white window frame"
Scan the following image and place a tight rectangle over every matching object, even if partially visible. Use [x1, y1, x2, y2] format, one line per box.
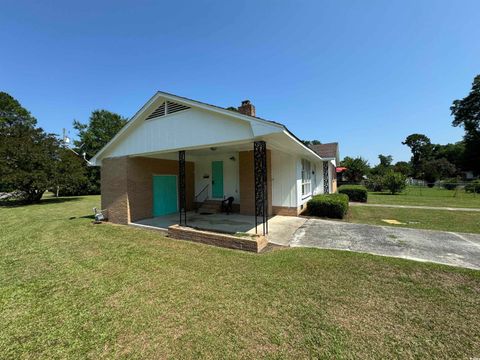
[301, 159, 312, 198]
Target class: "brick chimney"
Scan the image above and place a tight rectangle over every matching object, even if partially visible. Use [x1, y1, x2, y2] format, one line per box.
[238, 100, 256, 117]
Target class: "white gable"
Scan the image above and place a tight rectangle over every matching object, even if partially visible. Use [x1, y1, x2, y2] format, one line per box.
[90, 92, 319, 166]
[102, 107, 256, 159]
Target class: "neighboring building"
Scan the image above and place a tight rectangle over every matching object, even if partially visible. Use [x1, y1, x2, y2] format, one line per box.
[309, 143, 339, 193]
[462, 170, 478, 180]
[91, 91, 339, 226]
[335, 166, 348, 184]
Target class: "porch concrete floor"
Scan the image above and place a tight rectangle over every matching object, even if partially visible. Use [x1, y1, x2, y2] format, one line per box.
[133, 212, 306, 246]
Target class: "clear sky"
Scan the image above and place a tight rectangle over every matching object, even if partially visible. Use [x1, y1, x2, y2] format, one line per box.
[1, 0, 479, 165]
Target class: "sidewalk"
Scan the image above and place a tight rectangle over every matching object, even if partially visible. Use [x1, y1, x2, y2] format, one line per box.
[349, 202, 480, 212]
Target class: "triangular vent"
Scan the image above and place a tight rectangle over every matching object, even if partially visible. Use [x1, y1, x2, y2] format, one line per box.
[166, 101, 190, 114]
[146, 102, 165, 120]
[145, 100, 190, 120]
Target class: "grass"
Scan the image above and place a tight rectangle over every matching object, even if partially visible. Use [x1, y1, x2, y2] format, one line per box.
[347, 206, 480, 233]
[1, 195, 479, 359]
[368, 185, 480, 208]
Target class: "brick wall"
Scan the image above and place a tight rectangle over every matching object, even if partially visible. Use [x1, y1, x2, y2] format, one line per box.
[271, 206, 299, 216]
[101, 157, 130, 224]
[168, 225, 268, 252]
[101, 156, 195, 224]
[330, 163, 338, 193]
[239, 150, 272, 216]
[127, 157, 194, 222]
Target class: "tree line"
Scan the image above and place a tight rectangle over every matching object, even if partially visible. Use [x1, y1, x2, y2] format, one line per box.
[0, 92, 127, 203]
[339, 74, 480, 189]
[1, 74, 478, 202]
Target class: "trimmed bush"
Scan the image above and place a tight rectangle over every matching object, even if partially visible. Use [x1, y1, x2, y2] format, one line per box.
[465, 180, 480, 193]
[441, 178, 459, 190]
[383, 171, 407, 194]
[307, 194, 349, 219]
[338, 185, 368, 202]
[364, 175, 384, 192]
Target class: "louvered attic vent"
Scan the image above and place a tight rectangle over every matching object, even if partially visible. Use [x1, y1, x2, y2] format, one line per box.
[145, 101, 190, 120]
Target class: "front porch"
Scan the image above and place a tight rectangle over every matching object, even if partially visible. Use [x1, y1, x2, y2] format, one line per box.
[131, 212, 305, 246]
[101, 139, 275, 233]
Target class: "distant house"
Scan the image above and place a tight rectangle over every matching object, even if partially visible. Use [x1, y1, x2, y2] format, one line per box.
[463, 170, 478, 180]
[91, 92, 339, 226]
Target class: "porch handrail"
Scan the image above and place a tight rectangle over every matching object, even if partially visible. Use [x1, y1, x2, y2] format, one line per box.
[195, 184, 209, 203]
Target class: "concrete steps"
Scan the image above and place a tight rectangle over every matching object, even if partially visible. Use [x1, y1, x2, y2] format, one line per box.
[198, 200, 222, 214]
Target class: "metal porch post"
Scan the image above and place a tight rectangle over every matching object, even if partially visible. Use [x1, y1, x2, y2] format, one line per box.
[254, 141, 268, 235]
[323, 161, 330, 194]
[178, 150, 187, 226]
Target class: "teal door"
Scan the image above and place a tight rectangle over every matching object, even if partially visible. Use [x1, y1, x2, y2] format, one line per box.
[211, 161, 224, 198]
[152, 175, 178, 216]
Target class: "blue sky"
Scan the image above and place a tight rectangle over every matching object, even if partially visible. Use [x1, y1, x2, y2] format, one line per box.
[1, 0, 479, 165]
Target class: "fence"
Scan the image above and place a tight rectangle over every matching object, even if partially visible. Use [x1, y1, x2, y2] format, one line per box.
[338, 180, 480, 198]
[402, 183, 479, 198]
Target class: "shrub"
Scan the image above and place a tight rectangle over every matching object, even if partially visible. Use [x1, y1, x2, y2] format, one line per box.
[364, 175, 384, 192]
[465, 180, 480, 193]
[442, 178, 459, 190]
[383, 171, 407, 194]
[338, 185, 368, 202]
[307, 194, 349, 219]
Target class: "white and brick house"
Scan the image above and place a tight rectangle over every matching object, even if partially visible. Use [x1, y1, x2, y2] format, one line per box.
[90, 91, 339, 230]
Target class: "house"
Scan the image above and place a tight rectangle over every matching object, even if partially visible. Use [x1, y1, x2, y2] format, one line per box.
[91, 91, 339, 234]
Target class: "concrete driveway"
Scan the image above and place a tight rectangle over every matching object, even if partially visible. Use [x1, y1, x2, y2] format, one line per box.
[276, 218, 480, 270]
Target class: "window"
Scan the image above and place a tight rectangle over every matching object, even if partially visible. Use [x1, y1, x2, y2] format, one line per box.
[301, 159, 312, 196]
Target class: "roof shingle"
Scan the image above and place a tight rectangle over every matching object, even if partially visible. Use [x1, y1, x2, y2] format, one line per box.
[309, 142, 338, 159]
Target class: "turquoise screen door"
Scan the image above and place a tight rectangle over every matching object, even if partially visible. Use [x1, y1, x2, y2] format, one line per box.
[211, 161, 224, 198]
[152, 175, 178, 216]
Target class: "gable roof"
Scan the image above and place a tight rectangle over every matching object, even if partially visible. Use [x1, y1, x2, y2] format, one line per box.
[90, 91, 327, 165]
[310, 143, 339, 161]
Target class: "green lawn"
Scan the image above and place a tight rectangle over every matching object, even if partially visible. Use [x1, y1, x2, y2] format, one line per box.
[348, 206, 480, 233]
[368, 186, 480, 208]
[1, 195, 479, 359]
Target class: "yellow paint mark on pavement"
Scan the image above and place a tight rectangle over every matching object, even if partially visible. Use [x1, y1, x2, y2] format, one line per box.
[381, 219, 404, 225]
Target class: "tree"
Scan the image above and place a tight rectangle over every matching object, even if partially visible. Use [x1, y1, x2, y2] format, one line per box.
[73, 110, 128, 159]
[422, 158, 456, 186]
[302, 139, 322, 146]
[431, 142, 465, 173]
[378, 154, 393, 167]
[364, 175, 384, 192]
[0, 92, 37, 128]
[0, 94, 59, 202]
[51, 148, 88, 196]
[340, 156, 370, 183]
[382, 171, 407, 194]
[73, 110, 128, 193]
[402, 134, 433, 178]
[451, 74, 480, 175]
[371, 154, 393, 176]
[393, 161, 412, 177]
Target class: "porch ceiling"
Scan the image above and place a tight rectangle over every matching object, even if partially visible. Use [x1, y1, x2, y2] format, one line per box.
[130, 132, 323, 162]
[137, 141, 254, 161]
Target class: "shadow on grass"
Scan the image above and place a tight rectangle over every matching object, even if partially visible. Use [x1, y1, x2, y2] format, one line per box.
[0, 196, 81, 208]
[69, 214, 95, 220]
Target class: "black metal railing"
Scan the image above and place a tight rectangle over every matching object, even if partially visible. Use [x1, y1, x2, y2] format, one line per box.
[194, 184, 209, 212]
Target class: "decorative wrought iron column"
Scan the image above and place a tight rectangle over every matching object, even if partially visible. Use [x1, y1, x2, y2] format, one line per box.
[178, 150, 187, 226]
[254, 141, 268, 235]
[323, 161, 330, 194]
